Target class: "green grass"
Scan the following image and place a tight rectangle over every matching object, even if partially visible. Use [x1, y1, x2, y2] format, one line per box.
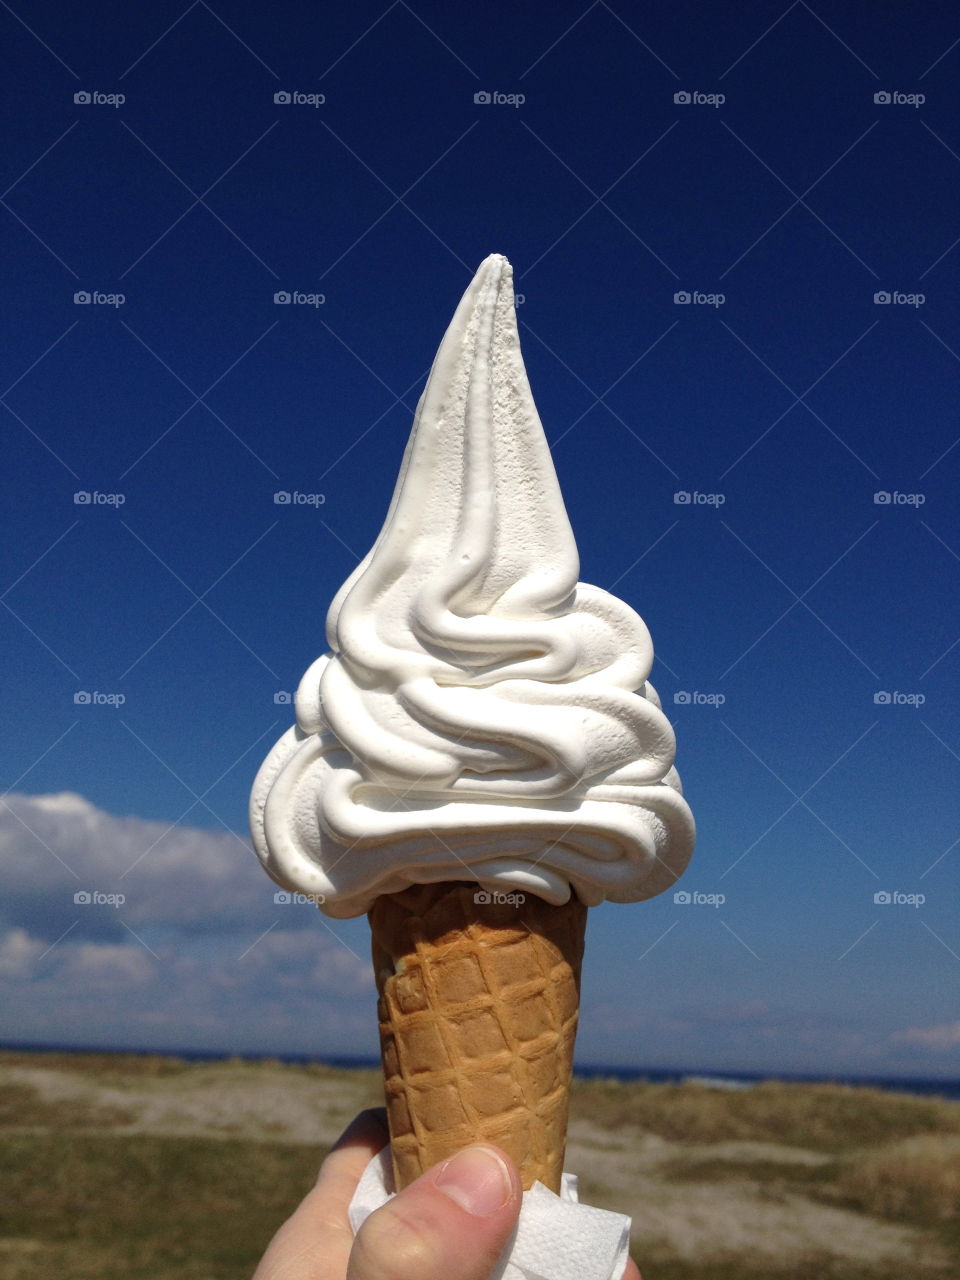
[835, 1135, 960, 1224]
[0, 1051, 194, 1079]
[660, 1157, 837, 1186]
[1, 1052, 959, 1279]
[642, 1259, 918, 1280]
[0, 1131, 325, 1280]
[0, 1082, 135, 1130]
[571, 1077, 960, 1151]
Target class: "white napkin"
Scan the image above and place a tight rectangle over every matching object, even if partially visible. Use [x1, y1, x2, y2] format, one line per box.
[348, 1146, 631, 1280]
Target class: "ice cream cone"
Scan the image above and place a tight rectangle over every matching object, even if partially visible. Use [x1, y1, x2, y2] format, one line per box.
[369, 880, 587, 1192]
[249, 253, 695, 1214]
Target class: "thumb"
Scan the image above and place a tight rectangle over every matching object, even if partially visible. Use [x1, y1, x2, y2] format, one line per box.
[347, 1144, 521, 1280]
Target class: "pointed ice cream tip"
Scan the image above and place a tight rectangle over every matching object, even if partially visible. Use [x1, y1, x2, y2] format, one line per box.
[325, 252, 579, 642]
[478, 251, 510, 271]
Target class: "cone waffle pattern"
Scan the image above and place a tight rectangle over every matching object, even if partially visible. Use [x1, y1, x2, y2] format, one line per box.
[369, 881, 587, 1192]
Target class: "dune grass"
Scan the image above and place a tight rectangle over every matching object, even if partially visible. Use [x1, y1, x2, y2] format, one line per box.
[0, 1080, 135, 1130]
[0, 1051, 957, 1279]
[0, 1050, 195, 1079]
[572, 1076, 960, 1151]
[0, 1130, 324, 1280]
[837, 1134, 960, 1223]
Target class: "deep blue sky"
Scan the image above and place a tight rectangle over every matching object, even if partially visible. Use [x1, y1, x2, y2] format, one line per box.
[2, 0, 959, 1078]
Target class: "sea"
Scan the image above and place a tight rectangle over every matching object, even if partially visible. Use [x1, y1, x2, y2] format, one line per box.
[5, 1043, 959, 1102]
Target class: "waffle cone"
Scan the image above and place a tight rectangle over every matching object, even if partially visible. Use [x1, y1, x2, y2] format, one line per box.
[368, 880, 587, 1193]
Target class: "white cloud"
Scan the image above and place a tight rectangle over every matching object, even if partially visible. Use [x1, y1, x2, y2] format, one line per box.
[0, 793, 377, 1056]
[892, 1022, 960, 1052]
[70, 941, 155, 984]
[0, 919, 375, 1054]
[0, 791, 296, 937]
[0, 927, 45, 977]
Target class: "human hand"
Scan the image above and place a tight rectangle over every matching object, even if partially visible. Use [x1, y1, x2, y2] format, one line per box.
[253, 1107, 641, 1280]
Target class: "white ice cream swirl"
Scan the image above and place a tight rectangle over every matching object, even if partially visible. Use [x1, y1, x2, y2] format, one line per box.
[250, 255, 694, 918]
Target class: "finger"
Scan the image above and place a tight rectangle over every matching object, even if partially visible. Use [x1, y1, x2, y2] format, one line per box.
[624, 1257, 642, 1280]
[316, 1108, 389, 1198]
[347, 1144, 522, 1280]
[253, 1108, 389, 1280]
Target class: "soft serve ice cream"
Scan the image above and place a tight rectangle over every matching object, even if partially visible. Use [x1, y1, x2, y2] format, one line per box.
[250, 254, 694, 918]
